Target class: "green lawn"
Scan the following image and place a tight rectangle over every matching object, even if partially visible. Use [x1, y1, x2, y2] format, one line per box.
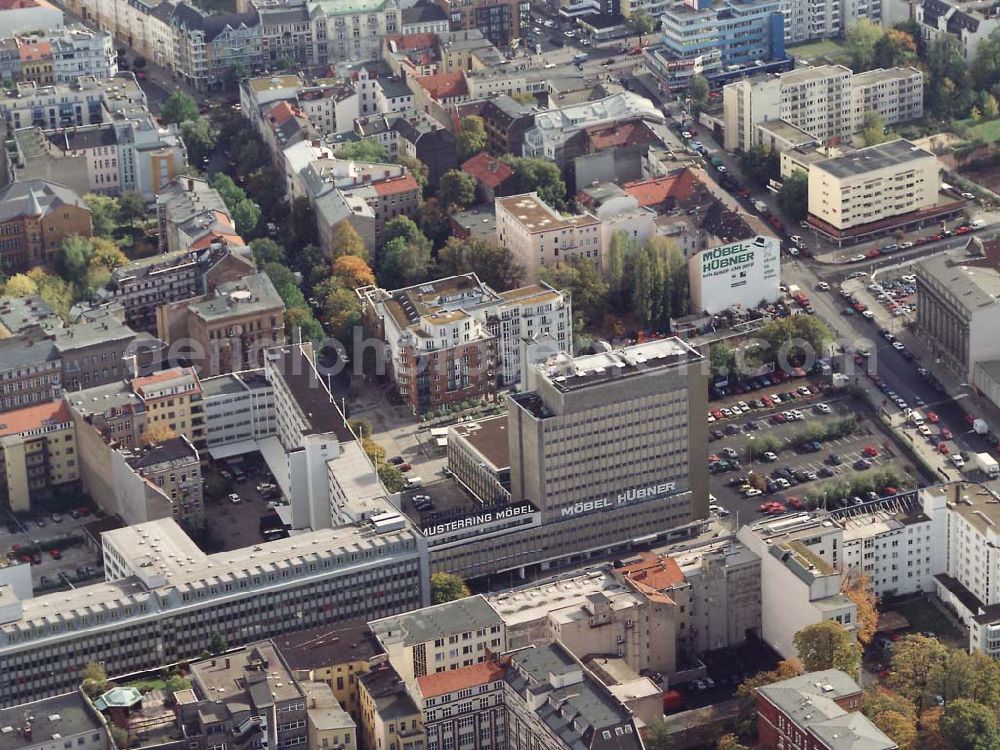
[968, 118, 1000, 144]
[887, 598, 964, 648]
[787, 39, 851, 65]
[122, 677, 167, 692]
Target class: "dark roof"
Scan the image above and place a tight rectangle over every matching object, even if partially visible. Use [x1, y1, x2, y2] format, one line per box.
[49, 127, 117, 151]
[0, 693, 104, 750]
[402, 0, 447, 24]
[0, 179, 87, 222]
[267, 345, 354, 442]
[815, 139, 934, 180]
[171, 5, 260, 40]
[259, 2, 310, 24]
[273, 619, 383, 670]
[150, 2, 174, 22]
[358, 666, 421, 719]
[128, 436, 197, 469]
[936, 573, 986, 616]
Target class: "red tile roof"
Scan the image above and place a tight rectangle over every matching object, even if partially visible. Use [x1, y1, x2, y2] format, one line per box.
[19, 41, 51, 62]
[372, 174, 420, 197]
[266, 100, 298, 127]
[416, 71, 468, 100]
[0, 0, 42, 9]
[0, 399, 71, 438]
[461, 153, 513, 189]
[585, 120, 659, 151]
[620, 551, 685, 590]
[417, 661, 506, 699]
[132, 367, 200, 398]
[623, 170, 699, 208]
[385, 32, 437, 50]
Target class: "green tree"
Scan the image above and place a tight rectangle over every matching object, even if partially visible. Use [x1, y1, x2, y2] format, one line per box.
[165, 674, 193, 694]
[82, 661, 108, 697]
[61, 235, 93, 282]
[109, 726, 128, 750]
[715, 735, 748, 750]
[925, 35, 972, 119]
[793, 620, 861, 676]
[437, 236, 525, 291]
[864, 688, 916, 721]
[285, 307, 324, 343]
[778, 170, 809, 221]
[250, 238, 285, 265]
[384, 216, 431, 253]
[970, 27, 1000, 91]
[872, 711, 917, 750]
[627, 8, 656, 34]
[644, 720, 674, 750]
[859, 111, 887, 147]
[3, 274, 38, 297]
[181, 118, 218, 167]
[541, 258, 608, 329]
[416, 197, 451, 250]
[846, 18, 884, 72]
[501, 156, 567, 208]
[874, 28, 917, 68]
[334, 140, 388, 163]
[456, 115, 487, 161]
[982, 93, 1000, 120]
[438, 169, 477, 209]
[161, 91, 199, 125]
[209, 172, 245, 208]
[232, 198, 261, 236]
[209, 633, 228, 655]
[263, 261, 299, 293]
[329, 219, 368, 261]
[117, 190, 146, 230]
[321, 287, 361, 342]
[606, 230, 633, 310]
[431, 572, 471, 604]
[940, 699, 1000, 750]
[378, 236, 432, 288]
[738, 144, 780, 187]
[889, 634, 950, 715]
[379, 464, 406, 492]
[84, 194, 120, 238]
[398, 155, 428, 193]
[930, 650, 1000, 708]
[757, 314, 831, 367]
[687, 75, 710, 116]
[632, 244, 657, 327]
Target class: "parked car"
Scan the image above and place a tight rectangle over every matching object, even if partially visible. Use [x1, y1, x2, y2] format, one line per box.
[228, 493, 242, 504]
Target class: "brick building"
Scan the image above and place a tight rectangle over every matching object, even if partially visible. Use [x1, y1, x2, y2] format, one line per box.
[0, 179, 92, 272]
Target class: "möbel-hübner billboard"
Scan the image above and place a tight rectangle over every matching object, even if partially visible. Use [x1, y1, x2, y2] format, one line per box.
[689, 235, 781, 314]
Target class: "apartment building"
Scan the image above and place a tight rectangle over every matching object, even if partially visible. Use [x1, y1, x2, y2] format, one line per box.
[6, 26, 116, 85]
[302, 681, 358, 750]
[401, 0, 449, 34]
[756, 670, 894, 750]
[156, 176, 240, 254]
[369, 596, 507, 684]
[0, 0, 63, 36]
[358, 273, 572, 414]
[0, 179, 92, 272]
[807, 139, 940, 232]
[171, 7, 261, 91]
[240, 74, 360, 139]
[18, 40, 53, 85]
[722, 65, 923, 152]
[123, 435, 203, 521]
[416, 661, 506, 750]
[156, 272, 286, 377]
[357, 666, 426, 750]
[916, 0, 1000, 61]
[274, 619, 385, 722]
[129, 367, 205, 446]
[0, 295, 62, 336]
[0, 692, 110, 750]
[200, 368, 276, 449]
[0, 74, 145, 131]
[737, 514, 857, 659]
[915, 242, 1000, 385]
[432, 0, 521, 48]
[0, 399, 78, 513]
[0, 514, 428, 708]
[52, 314, 138, 391]
[0, 334, 62, 414]
[315, 0, 402, 64]
[495, 193, 603, 282]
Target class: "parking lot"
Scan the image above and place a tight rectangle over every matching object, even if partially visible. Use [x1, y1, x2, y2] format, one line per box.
[0, 504, 104, 593]
[707, 388, 922, 519]
[201, 455, 287, 552]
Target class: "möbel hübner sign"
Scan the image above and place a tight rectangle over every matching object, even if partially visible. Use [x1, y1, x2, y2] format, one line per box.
[689, 235, 780, 315]
[560, 481, 678, 518]
[422, 502, 535, 537]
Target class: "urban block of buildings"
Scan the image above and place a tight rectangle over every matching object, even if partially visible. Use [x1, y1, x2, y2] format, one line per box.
[0, 26, 116, 86]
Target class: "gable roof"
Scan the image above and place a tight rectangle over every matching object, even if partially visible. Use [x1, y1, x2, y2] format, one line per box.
[415, 71, 468, 100]
[461, 152, 513, 189]
[622, 169, 700, 208]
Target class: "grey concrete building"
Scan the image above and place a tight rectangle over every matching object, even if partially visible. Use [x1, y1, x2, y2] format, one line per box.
[0, 692, 111, 750]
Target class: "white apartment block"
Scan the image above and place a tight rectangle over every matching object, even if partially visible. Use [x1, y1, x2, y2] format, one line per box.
[369, 596, 508, 684]
[495, 193, 603, 283]
[0, 515, 428, 708]
[781, 0, 880, 44]
[0, 74, 146, 130]
[201, 369, 277, 448]
[916, 0, 1000, 62]
[49, 26, 117, 81]
[807, 139, 939, 231]
[722, 65, 923, 152]
[240, 74, 360, 139]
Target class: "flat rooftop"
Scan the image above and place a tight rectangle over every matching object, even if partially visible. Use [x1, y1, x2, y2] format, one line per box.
[190, 641, 301, 704]
[756, 118, 818, 145]
[0, 692, 104, 750]
[450, 415, 510, 471]
[779, 64, 851, 85]
[814, 139, 936, 180]
[369, 595, 502, 647]
[496, 194, 599, 233]
[267, 345, 354, 442]
[932, 482, 1000, 535]
[917, 248, 1000, 313]
[273, 618, 383, 671]
[850, 66, 920, 86]
[487, 568, 632, 627]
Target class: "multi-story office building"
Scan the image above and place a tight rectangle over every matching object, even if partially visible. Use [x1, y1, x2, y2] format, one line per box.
[0, 74, 146, 131]
[448, 415, 512, 504]
[916, 241, 1000, 386]
[0, 514, 429, 708]
[358, 274, 572, 414]
[369, 596, 507, 684]
[651, 0, 785, 88]
[756, 670, 894, 750]
[495, 193, 603, 282]
[807, 139, 940, 232]
[722, 65, 923, 152]
[0, 692, 111, 750]
[0, 179, 92, 272]
[156, 272, 286, 377]
[432, 0, 521, 48]
[0, 399, 78, 513]
[200, 368, 276, 448]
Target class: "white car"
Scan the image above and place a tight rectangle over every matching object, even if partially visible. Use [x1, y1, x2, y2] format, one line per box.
[776, 478, 791, 489]
[783, 411, 795, 421]
[868, 283, 883, 293]
[852, 255, 866, 262]
[228, 493, 242, 504]
[797, 386, 811, 395]
[763, 451, 779, 462]
[951, 454, 966, 468]
[737, 400, 750, 412]
[789, 235, 804, 247]
[770, 394, 782, 404]
[816, 403, 831, 414]
[892, 341, 905, 351]
[900, 241, 914, 249]
[681, 131, 693, 139]
[745, 488, 763, 497]
[563, 29, 575, 37]
[962, 192, 976, 200]
[791, 410, 804, 420]
[918, 425, 932, 437]
[817, 281, 830, 291]
[894, 397, 908, 409]
[862, 310, 876, 320]
[717, 165, 727, 173]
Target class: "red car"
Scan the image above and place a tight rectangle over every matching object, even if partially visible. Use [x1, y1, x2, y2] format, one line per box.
[788, 496, 805, 509]
[853, 303, 867, 312]
[927, 411, 940, 423]
[49, 549, 61, 560]
[739, 189, 751, 199]
[884, 486, 899, 496]
[864, 445, 879, 458]
[966, 414, 976, 427]
[771, 414, 787, 424]
[78, 507, 90, 516]
[942, 428, 954, 440]
[399, 463, 412, 472]
[866, 249, 881, 258]
[956, 226, 972, 234]
[938, 442, 950, 454]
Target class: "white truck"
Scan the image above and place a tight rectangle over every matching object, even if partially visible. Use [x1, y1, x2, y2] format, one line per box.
[976, 452, 999, 479]
[753, 200, 769, 213]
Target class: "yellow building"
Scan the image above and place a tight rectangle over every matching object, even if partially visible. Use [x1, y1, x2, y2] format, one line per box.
[0, 399, 78, 512]
[358, 666, 425, 750]
[18, 40, 54, 85]
[275, 620, 384, 723]
[131, 367, 206, 447]
[808, 139, 940, 231]
[302, 682, 358, 750]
